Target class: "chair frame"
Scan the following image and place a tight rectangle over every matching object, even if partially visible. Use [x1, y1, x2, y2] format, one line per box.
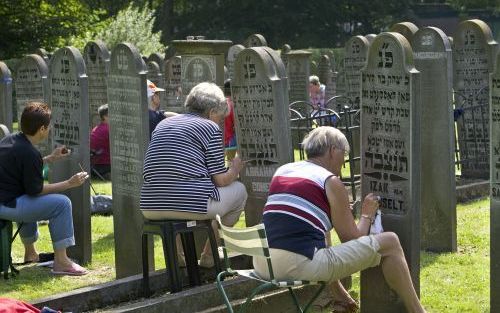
[215, 215, 326, 313]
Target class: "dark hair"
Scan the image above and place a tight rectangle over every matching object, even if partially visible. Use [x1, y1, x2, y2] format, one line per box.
[20, 102, 51, 135]
[98, 103, 109, 120]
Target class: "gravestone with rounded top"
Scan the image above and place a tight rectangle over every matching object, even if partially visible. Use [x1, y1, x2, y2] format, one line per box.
[0, 62, 13, 131]
[83, 40, 110, 128]
[453, 19, 498, 179]
[146, 61, 163, 88]
[164, 56, 184, 112]
[490, 50, 500, 312]
[243, 34, 268, 48]
[226, 44, 245, 80]
[108, 43, 150, 278]
[15, 54, 51, 156]
[147, 53, 164, 70]
[365, 34, 377, 44]
[173, 37, 232, 97]
[280, 44, 291, 70]
[34, 48, 51, 65]
[0, 124, 9, 138]
[389, 22, 419, 43]
[344, 35, 371, 108]
[412, 27, 456, 252]
[49, 46, 91, 264]
[232, 47, 293, 226]
[286, 50, 312, 103]
[318, 55, 336, 102]
[360, 32, 421, 313]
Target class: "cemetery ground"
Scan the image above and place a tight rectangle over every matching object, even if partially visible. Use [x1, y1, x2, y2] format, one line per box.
[0, 176, 489, 312]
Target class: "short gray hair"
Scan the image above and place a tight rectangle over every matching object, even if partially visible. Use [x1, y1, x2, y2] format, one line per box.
[302, 126, 349, 158]
[309, 75, 320, 85]
[184, 82, 227, 116]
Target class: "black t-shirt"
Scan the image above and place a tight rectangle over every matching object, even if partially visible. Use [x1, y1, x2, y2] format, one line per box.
[149, 109, 166, 138]
[0, 133, 44, 207]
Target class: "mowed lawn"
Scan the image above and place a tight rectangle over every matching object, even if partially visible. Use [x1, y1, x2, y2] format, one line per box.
[1, 178, 491, 312]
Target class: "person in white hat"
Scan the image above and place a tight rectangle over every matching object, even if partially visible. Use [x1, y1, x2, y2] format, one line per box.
[147, 80, 168, 138]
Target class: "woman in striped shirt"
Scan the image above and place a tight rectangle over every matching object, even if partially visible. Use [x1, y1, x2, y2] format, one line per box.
[141, 82, 247, 267]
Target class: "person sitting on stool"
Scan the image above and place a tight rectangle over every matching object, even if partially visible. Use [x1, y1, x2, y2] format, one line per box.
[90, 104, 110, 180]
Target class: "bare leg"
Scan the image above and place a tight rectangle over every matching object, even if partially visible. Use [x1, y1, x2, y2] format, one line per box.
[52, 248, 87, 274]
[23, 243, 39, 262]
[375, 232, 426, 313]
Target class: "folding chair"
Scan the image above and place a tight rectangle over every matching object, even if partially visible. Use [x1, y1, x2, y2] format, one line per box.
[215, 215, 326, 313]
[0, 220, 22, 279]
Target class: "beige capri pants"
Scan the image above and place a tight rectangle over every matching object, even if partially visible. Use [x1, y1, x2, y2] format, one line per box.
[141, 181, 247, 227]
[253, 235, 381, 282]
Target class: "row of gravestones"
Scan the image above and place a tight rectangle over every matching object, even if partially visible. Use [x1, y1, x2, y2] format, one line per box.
[1, 29, 499, 312]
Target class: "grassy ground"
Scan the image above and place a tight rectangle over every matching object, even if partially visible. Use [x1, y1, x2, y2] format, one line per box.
[3, 187, 490, 313]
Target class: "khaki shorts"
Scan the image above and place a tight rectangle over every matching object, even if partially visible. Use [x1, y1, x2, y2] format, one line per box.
[253, 235, 381, 282]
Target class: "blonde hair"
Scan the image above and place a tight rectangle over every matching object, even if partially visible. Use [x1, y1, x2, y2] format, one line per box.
[302, 126, 349, 158]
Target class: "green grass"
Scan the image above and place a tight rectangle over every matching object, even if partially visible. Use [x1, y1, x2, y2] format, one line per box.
[3, 183, 491, 312]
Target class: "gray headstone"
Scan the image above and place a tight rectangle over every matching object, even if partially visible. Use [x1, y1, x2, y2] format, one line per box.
[49, 46, 91, 264]
[0, 62, 13, 131]
[173, 39, 232, 97]
[318, 55, 336, 101]
[491, 48, 500, 311]
[286, 50, 312, 103]
[365, 34, 377, 44]
[360, 32, 421, 313]
[243, 34, 268, 48]
[146, 61, 163, 87]
[412, 27, 456, 252]
[34, 48, 51, 65]
[280, 44, 292, 70]
[344, 35, 370, 108]
[453, 19, 498, 179]
[389, 22, 419, 43]
[226, 44, 245, 80]
[108, 43, 150, 278]
[0, 124, 9, 138]
[14, 54, 50, 155]
[232, 47, 293, 226]
[164, 56, 184, 112]
[147, 53, 164, 70]
[83, 40, 110, 128]
[165, 46, 176, 60]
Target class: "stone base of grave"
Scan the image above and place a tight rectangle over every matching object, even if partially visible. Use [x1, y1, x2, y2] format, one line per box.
[456, 178, 489, 203]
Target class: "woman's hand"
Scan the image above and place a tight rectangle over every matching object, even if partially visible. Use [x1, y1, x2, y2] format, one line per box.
[361, 193, 380, 219]
[66, 171, 89, 189]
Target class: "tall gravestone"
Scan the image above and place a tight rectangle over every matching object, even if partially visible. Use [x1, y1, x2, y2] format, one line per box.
[491, 50, 500, 312]
[49, 47, 91, 264]
[287, 50, 311, 103]
[389, 22, 419, 44]
[83, 40, 110, 128]
[0, 62, 13, 131]
[453, 19, 498, 179]
[344, 36, 370, 108]
[146, 61, 163, 88]
[412, 27, 456, 252]
[15, 54, 50, 156]
[108, 43, 151, 278]
[226, 44, 245, 80]
[164, 56, 184, 112]
[173, 38, 232, 97]
[34, 48, 51, 65]
[232, 47, 293, 226]
[147, 53, 164, 70]
[360, 32, 421, 313]
[318, 55, 336, 102]
[243, 34, 268, 48]
[365, 34, 377, 44]
[280, 44, 291, 70]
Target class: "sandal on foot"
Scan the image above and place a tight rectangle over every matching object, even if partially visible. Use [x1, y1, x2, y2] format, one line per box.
[332, 300, 359, 313]
[51, 263, 88, 276]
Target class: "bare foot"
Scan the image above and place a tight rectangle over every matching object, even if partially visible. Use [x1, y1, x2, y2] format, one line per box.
[52, 262, 88, 276]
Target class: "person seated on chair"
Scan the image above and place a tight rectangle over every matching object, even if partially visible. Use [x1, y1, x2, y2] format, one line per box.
[253, 126, 426, 313]
[90, 104, 110, 180]
[141, 82, 247, 268]
[0, 102, 89, 276]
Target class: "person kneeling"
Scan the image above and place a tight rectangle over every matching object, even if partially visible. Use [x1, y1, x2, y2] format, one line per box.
[0, 102, 89, 276]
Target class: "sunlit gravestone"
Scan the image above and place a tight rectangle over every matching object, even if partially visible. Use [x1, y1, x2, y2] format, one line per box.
[108, 43, 151, 278]
[318, 55, 336, 102]
[164, 56, 184, 112]
[452, 19, 498, 179]
[83, 40, 110, 128]
[49, 47, 91, 264]
[243, 34, 268, 48]
[360, 32, 421, 313]
[490, 49, 500, 312]
[287, 50, 312, 103]
[15, 54, 51, 156]
[232, 47, 293, 226]
[412, 27, 456, 252]
[344, 35, 370, 109]
[0, 62, 13, 131]
[226, 44, 245, 80]
[389, 22, 419, 44]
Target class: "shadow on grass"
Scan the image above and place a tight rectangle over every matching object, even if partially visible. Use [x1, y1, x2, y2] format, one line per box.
[92, 232, 115, 255]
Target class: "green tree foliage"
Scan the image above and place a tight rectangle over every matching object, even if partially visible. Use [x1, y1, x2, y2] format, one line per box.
[0, 0, 100, 59]
[71, 3, 165, 56]
[446, 0, 499, 11]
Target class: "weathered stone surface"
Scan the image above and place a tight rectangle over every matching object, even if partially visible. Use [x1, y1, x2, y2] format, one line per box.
[163, 56, 184, 112]
[83, 40, 110, 128]
[412, 27, 456, 252]
[243, 34, 268, 48]
[318, 55, 336, 102]
[0, 124, 9, 138]
[343, 35, 370, 108]
[360, 32, 421, 313]
[108, 43, 150, 278]
[389, 22, 419, 43]
[232, 47, 293, 226]
[286, 50, 311, 103]
[49, 46, 91, 264]
[0, 62, 13, 131]
[452, 19, 498, 178]
[226, 44, 245, 80]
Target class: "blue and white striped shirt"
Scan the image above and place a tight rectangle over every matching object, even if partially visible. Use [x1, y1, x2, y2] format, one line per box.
[140, 113, 227, 213]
